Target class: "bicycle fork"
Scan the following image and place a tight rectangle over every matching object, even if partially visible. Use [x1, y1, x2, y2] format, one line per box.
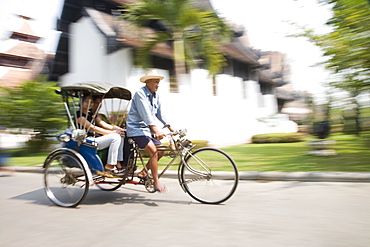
[177, 150, 212, 193]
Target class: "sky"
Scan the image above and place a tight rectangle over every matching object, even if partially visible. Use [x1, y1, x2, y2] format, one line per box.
[0, 0, 333, 99]
[211, 0, 333, 98]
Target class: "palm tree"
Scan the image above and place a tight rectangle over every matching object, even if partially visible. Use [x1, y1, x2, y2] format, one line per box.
[121, 0, 233, 80]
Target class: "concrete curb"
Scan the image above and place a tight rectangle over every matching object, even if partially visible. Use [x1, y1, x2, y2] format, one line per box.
[238, 171, 370, 183]
[11, 166, 370, 183]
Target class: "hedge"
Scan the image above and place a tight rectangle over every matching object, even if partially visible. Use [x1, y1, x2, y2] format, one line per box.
[251, 133, 308, 143]
[162, 140, 209, 150]
[190, 140, 209, 150]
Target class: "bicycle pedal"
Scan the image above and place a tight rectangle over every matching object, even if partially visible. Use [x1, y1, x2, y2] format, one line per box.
[138, 178, 148, 184]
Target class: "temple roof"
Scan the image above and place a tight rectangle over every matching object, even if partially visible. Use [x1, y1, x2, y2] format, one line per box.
[0, 69, 33, 88]
[15, 20, 39, 38]
[218, 39, 259, 66]
[85, 7, 173, 57]
[1, 42, 44, 59]
[109, 0, 213, 9]
[10, 17, 41, 43]
[84, 7, 259, 64]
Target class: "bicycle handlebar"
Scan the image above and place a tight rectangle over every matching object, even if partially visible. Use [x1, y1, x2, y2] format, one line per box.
[167, 129, 187, 137]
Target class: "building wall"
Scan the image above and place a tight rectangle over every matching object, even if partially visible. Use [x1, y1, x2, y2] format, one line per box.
[60, 16, 296, 146]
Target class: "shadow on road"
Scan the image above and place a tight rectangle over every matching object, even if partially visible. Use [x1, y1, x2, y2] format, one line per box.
[9, 186, 194, 207]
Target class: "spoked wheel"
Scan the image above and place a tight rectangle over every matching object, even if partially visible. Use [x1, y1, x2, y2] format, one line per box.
[44, 150, 90, 207]
[180, 148, 238, 204]
[145, 179, 156, 193]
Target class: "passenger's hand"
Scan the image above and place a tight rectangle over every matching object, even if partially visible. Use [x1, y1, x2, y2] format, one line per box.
[113, 127, 125, 137]
[118, 129, 125, 137]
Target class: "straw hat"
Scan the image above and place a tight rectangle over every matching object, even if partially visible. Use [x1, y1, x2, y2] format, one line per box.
[140, 70, 164, 83]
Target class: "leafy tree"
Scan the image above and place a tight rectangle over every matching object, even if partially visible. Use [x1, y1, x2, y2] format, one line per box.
[0, 80, 67, 151]
[121, 0, 233, 79]
[298, 0, 370, 91]
[292, 0, 370, 135]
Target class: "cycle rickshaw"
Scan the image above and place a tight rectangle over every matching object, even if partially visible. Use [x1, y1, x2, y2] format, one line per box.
[44, 82, 239, 207]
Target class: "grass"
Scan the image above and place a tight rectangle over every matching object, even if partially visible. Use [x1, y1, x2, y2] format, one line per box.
[221, 133, 370, 172]
[5, 152, 49, 167]
[4, 133, 370, 172]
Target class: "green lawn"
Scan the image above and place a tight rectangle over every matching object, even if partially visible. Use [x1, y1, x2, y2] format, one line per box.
[4, 133, 370, 172]
[6, 152, 49, 167]
[221, 134, 370, 172]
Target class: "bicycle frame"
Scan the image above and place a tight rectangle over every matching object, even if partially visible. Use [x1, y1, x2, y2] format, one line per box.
[128, 131, 211, 192]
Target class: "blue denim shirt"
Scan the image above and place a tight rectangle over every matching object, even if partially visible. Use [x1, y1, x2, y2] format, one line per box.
[126, 86, 170, 137]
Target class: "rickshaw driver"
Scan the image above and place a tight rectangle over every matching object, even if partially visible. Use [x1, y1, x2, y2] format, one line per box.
[126, 70, 175, 192]
[76, 95, 126, 174]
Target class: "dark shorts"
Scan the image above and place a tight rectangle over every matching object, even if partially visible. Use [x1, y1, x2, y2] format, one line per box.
[131, 136, 161, 149]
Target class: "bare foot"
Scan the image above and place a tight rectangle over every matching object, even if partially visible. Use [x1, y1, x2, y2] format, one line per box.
[154, 182, 167, 192]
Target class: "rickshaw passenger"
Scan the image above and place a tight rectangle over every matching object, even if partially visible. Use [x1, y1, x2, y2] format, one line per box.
[76, 95, 125, 174]
[126, 70, 176, 192]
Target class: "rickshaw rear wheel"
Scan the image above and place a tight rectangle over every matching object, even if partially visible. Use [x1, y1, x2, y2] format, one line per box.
[44, 151, 89, 208]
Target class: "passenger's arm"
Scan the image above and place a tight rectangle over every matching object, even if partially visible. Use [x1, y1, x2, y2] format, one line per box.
[77, 116, 123, 136]
[95, 116, 125, 136]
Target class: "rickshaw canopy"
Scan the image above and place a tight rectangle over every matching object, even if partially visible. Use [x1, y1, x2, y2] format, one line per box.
[60, 81, 131, 100]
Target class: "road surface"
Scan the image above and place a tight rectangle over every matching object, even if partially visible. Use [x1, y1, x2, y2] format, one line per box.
[1, 172, 369, 247]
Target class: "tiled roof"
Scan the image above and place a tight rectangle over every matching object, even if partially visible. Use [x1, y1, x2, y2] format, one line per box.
[218, 39, 259, 65]
[85, 8, 173, 58]
[110, 0, 136, 5]
[15, 20, 40, 38]
[0, 69, 33, 88]
[85, 7, 258, 63]
[50, 0, 287, 85]
[3, 42, 45, 59]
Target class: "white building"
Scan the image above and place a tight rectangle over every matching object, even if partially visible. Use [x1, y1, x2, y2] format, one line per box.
[50, 0, 297, 146]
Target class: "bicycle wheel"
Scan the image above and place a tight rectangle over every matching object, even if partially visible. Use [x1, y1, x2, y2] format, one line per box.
[44, 151, 89, 207]
[180, 147, 238, 204]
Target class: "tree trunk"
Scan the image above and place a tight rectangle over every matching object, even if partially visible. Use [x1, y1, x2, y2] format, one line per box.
[354, 102, 361, 136]
[173, 33, 186, 77]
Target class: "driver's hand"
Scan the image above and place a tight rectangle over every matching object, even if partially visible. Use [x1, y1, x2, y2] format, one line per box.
[168, 126, 176, 133]
[155, 132, 165, 140]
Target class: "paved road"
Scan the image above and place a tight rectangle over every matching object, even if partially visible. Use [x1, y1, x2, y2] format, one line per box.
[11, 165, 370, 182]
[1, 172, 370, 247]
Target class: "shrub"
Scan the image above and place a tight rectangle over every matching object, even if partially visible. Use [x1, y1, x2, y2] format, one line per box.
[251, 133, 308, 143]
[190, 140, 209, 150]
[343, 119, 358, 135]
[361, 132, 370, 147]
[0, 80, 67, 145]
[330, 124, 343, 133]
[162, 140, 209, 150]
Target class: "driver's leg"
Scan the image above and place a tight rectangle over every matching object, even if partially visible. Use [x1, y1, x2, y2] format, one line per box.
[143, 141, 166, 191]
